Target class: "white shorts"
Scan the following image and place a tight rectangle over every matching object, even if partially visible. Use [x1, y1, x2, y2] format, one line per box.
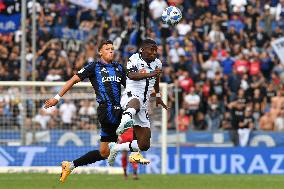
[120, 92, 150, 128]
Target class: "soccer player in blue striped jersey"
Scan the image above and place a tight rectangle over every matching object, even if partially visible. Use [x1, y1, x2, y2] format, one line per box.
[44, 40, 126, 183]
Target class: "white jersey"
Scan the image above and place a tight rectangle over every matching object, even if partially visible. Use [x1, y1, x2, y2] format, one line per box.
[124, 53, 162, 106]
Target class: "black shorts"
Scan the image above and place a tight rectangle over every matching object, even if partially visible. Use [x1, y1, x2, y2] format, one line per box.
[97, 104, 123, 142]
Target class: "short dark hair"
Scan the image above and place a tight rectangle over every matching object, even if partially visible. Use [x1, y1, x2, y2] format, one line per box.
[140, 39, 157, 48]
[98, 40, 113, 51]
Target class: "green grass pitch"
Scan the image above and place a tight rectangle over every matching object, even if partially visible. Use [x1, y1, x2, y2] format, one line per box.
[0, 174, 283, 189]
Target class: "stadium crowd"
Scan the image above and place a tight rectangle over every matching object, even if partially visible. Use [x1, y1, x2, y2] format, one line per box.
[1, 0, 284, 139]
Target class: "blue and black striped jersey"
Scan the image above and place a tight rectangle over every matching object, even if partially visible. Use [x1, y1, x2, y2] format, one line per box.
[77, 60, 126, 106]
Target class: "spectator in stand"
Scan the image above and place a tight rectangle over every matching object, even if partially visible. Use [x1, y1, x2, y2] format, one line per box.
[253, 103, 262, 130]
[221, 112, 232, 130]
[259, 108, 274, 131]
[149, 0, 168, 21]
[198, 41, 212, 65]
[249, 58, 261, 76]
[42, 104, 58, 129]
[238, 107, 254, 147]
[78, 100, 97, 130]
[178, 71, 194, 94]
[208, 25, 225, 43]
[234, 53, 249, 74]
[274, 106, 284, 131]
[227, 13, 245, 33]
[230, 0, 247, 13]
[265, 83, 277, 107]
[176, 108, 190, 132]
[227, 101, 245, 146]
[194, 112, 207, 130]
[260, 51, 274, 80]
[201, 55, 221, 80]
[212, 42, 228, 62]
[221, 52, 235, 75]
[252, 88, 265, 112]
[161, 67, 175, 84]
[59, 99, 77, 129]
[33, 109, 50, 130]
[240, 74, 249, 92]
[168, 42, 185, 71]
[176, 19, 192, 36]
[211, 71, 225, 101]
[206, 94, 222, 131]
[184, 87, 200, 120]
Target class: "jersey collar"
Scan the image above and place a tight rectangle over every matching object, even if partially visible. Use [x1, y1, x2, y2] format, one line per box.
[97, 59, 117, 67]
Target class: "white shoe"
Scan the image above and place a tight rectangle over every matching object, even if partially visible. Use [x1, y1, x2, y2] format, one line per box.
[116, 116, 135, 135]
[108, 142, 118, 166]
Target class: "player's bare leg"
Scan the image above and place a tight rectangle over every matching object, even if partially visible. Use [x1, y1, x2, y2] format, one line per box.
[133, 126, 151, 151]
[129, 126, 151, 164]
[116, 98, 140, 135]
[60, 142, 110, 183]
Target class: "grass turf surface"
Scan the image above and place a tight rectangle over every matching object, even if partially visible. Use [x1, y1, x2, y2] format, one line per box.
[0, 174, 283, 189]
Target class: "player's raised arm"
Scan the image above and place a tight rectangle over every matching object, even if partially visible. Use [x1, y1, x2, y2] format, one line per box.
[44, 75, 81, 109]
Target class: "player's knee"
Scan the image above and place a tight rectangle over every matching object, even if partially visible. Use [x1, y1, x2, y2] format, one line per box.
[100, 149, 109, 158]
[128, 98, 140, 110]
[138, 143, 150, 151]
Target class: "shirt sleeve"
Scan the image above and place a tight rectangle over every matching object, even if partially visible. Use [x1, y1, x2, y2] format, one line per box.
[118, 64, 127, 87]
[156, 59, 163, 69]
[76, 61, 95, 81]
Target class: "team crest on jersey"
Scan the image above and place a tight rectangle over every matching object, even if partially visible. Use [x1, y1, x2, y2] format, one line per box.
[101, 68, 109, 73]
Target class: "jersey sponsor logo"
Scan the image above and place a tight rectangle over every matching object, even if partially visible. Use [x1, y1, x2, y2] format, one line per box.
[102, 76, 121, 83]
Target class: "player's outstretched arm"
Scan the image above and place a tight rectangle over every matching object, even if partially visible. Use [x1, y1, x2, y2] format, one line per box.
[128, 68, 162, 81]
[44, 75, 81, 108]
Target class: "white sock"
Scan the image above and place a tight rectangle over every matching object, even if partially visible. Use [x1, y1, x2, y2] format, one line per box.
[130, 140, 139, 152]
[122, 108, 137, 120]
[115, 140, 140, 152]
[115, 142, 130, 151]
[70, 162, 75, 170]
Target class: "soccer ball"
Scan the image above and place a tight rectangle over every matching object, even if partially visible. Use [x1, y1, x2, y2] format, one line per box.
[161, 6, 182, 25]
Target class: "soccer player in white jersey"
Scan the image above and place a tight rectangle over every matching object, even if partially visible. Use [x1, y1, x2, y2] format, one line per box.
[108, 39, 168, 165]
